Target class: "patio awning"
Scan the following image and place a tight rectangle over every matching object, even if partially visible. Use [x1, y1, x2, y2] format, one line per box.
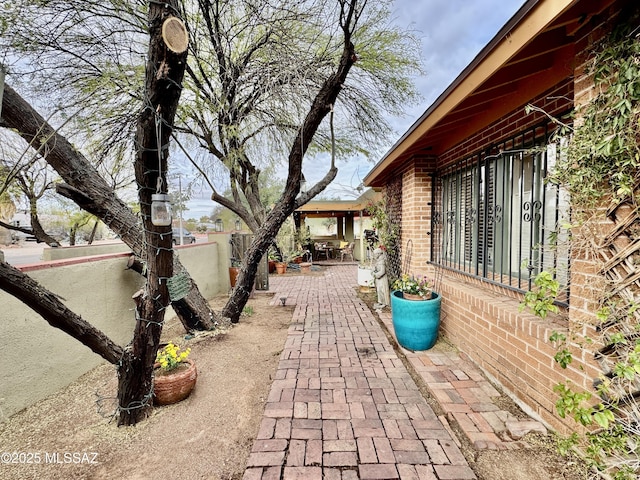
[295, 188, 380, 219]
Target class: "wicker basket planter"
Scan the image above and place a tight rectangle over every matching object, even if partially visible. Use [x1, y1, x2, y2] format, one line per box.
[153, 359, 197, 406]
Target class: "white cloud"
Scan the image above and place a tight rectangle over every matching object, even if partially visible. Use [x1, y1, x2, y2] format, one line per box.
[392, 0, 524, 128]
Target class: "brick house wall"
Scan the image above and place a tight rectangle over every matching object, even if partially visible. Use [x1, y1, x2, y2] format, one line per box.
[398, 156, 435, 275]
[437, 77, 573, 170]
[382, 4, 627, 433]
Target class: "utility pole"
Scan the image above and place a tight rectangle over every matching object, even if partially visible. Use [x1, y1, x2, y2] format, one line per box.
[178, 174, 184, 245]
[0, 64, 6, 120]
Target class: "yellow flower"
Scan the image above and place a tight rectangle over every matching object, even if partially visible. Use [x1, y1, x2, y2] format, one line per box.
[156, 343, 191, 371]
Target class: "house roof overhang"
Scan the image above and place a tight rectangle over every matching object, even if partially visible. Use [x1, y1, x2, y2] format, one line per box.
[363, 0, 617, 188]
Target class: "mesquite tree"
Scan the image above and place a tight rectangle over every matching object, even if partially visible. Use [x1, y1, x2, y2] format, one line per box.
[1, 0, 421, 324]
[117, 0, 188, 426]
[171, 0, 421, 322]
[216, 0, 411, 321]
[0, 0, 191, 426]
[0, 84, 219, 331]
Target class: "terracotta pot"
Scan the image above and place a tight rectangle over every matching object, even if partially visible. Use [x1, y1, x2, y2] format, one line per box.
[153, 359, 197, 406]
[402, 292, 430, 301]
[275, 262, 287, 274]
[229, 267, 240, 287]
[300, 262, 312, 273]
[268, 260, 276, 273]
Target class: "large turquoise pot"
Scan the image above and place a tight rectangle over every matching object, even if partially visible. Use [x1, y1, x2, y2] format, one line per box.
[390, 290, 441, 351]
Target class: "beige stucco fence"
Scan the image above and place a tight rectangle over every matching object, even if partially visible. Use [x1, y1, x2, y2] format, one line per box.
[1, 235, 233, 419]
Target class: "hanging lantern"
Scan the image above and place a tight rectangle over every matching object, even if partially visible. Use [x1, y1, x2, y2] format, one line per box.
[151, 193, 172, 226]
[300, 174, 307, 195]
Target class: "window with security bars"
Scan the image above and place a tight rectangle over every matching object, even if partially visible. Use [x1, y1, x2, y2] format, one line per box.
[432, 125, 570, 303]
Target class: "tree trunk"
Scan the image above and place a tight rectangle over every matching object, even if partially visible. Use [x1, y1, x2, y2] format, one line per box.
[116, 0, 188, 426]
[1, 85, 219, 331]
[29, 210, 60, 246]
[222, 4, 357, 322]
[69, 224, 78, 246]
[88, 220, 99, 244]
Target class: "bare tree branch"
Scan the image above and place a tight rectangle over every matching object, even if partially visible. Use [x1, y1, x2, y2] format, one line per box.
[0, 261, 124, 364]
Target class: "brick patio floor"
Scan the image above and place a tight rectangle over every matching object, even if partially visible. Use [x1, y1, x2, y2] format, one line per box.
[243, 264, 545, 479]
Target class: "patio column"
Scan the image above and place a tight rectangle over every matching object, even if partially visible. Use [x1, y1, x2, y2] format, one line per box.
[345, 212, 354, 241]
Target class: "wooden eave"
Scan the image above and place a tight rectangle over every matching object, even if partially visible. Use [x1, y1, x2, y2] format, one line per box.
[296, 200, 365, 218]
[295, 190, 381, 218]
[364, 0, 617, 188]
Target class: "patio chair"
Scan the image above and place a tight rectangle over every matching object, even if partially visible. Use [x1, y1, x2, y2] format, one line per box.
[340, 242, 355, 262]
[315, 242, 328, 260]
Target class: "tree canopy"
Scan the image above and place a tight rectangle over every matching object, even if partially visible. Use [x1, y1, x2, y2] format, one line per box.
[1, 0, 422, 230]
[1, 0, 423, 324]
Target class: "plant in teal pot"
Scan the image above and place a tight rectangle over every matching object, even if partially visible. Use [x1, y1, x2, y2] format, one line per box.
[390, 274, 441, 351]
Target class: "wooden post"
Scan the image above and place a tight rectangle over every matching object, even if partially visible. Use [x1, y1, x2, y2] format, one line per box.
[231, 233, 269, 291]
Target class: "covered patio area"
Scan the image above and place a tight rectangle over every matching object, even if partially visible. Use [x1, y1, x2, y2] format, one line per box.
[294, 189, 380, 262]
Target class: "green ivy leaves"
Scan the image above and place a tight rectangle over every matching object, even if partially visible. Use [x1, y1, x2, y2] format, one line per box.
[551, 28, 640, 209]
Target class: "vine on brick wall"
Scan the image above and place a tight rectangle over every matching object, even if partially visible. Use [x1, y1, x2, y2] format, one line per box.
[523, 14, 640, 480]
[385, 176, 402, 281]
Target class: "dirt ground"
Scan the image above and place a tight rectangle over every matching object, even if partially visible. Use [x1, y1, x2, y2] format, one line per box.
[0, 292, 291, 480]
[1, 279, 588, 480]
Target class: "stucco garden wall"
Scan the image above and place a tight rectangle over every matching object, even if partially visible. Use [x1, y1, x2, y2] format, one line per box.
[42, 242, 132, 261]
[1, 240, 226, 418]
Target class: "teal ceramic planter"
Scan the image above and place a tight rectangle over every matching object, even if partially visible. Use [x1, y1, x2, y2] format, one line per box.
[390, 290, 441, 351]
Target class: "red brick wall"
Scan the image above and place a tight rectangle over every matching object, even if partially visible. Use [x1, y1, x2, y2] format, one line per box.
[438, 274, 601, 434]
[438, 79, 573, 170]
[430, 75, 600, 432]
[379, 3, 629, 432]
[398, 156, 435, 276]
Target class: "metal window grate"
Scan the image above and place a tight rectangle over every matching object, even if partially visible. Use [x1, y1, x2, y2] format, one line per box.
[431, 123, 570, 304]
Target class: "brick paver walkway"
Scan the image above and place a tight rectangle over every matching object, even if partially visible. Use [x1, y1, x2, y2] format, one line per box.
[377, 302, 547, 451]
[243, 265, 477, 480]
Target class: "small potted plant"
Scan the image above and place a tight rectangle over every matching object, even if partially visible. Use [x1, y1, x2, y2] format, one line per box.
[229, 258, 241, 287]
[290, 249, 305, 264]
[390, 273, 441, 351]
[392, 274, 434, 300]
[267, 249, 278, 273]
[153, 342, 197, 405]
[275, 261, 287, 274]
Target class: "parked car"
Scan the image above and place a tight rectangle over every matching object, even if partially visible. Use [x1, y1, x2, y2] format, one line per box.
[172, 228, 196, 245]
[10, 230, 37, 243]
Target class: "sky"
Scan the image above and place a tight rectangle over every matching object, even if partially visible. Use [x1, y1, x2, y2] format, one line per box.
[184, 0, 526, 220]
